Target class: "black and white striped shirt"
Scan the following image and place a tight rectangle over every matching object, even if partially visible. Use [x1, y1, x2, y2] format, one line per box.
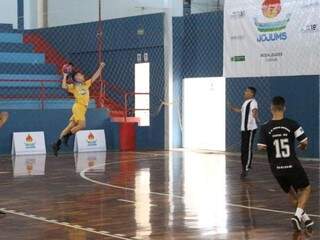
[241, 98, 258, 131]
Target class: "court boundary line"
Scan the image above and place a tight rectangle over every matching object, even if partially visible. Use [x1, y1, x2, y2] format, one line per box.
[118, 199, 158, 207]
[171, 148, 320, 162]
[0, 208, 134, 240]
[134, 150, 320, 170]
[80, 158, 320, 219]
[0, 154, 164, 240]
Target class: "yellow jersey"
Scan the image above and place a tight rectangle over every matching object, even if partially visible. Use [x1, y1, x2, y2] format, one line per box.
[67, 79, 92, 106]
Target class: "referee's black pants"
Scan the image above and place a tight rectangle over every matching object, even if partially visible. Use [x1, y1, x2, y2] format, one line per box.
[241, 130, 256, 172]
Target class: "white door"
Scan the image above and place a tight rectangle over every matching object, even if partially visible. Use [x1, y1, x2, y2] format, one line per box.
[183, 77, 226, 151]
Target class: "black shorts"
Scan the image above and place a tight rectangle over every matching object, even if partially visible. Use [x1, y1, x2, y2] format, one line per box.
[273, 168, 310, 193]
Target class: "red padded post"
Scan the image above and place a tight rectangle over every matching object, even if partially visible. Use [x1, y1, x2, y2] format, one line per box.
[119, 122, 136, 151]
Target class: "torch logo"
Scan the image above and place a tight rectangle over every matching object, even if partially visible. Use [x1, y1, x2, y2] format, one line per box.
[87, 132, 97, 146]
[24, 134, 36, 149]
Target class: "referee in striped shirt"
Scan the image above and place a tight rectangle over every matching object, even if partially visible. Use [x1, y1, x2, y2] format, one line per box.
[230, 87, 259, 178]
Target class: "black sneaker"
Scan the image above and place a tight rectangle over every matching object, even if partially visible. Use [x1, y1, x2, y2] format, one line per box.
[305, 227, 313, 238]
[240, 171, 247, 179]
[304, 219, 314, 231]
[0, 211, 6, 217]
[291, 216, 302, 231]
[52, 143, 60, 157]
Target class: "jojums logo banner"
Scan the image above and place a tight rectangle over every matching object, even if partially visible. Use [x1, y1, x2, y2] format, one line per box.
[223, 0, 320, 77]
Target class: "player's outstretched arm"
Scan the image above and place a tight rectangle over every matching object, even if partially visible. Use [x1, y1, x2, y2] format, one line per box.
[298, 139, 308, 151]
[294, 124, 308, 151]
[231, 106, 241, 113]
[90, 62, 106, 84]
[257, 144, 267, 151]
[0, 112, 9, 128]
[227, 101, 241, 113]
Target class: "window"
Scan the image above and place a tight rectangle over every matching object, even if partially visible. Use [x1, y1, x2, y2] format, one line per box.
[135, 63, 150, 126]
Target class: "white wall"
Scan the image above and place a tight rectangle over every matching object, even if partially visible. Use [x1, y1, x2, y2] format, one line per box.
[0, 0, 17, 28]
[191, 0, 223, 14]
[0, 0, 39, 30]
[24, 0, 38, 29]
[0, 0, 183, 29]
[47, 0, 182, 27]
[47, 0, 98, 27]
[0, 0, 187, 29]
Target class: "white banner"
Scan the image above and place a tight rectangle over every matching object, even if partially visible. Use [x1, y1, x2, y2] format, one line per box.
[12, 132, 46, 155]
[12, 155, 46, 177]
[74, 130, 107, 153]
[224, 0, 320, 77]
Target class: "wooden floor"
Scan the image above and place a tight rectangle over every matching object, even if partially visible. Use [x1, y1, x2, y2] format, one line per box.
[0, 151, 319, 240]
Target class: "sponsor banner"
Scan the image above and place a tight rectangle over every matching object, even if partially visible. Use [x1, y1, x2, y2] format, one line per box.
[12, 132, 46, 155]
[12, 154, 46, 177]
[224, 0, 320, 77]
[74, 130, 106, 153]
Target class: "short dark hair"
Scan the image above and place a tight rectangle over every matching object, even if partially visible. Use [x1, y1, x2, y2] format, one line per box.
[71, 71, 81, 80]
[272, 96, 286, 111]
[248, 87, 257, 96]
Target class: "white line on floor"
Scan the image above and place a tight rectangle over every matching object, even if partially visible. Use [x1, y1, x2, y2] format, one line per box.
[118, 199, 158, 207]
[80, 159, 320, 219]
[0, 208, 133, 240]
[118, 199, 135, 204]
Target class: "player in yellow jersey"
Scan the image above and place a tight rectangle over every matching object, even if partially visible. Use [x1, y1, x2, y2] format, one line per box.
[52, 62, 105, 156]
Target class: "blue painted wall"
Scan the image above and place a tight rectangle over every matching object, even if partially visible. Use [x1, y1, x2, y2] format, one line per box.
[172, 12, 224, 147]
[173, 12, 319, 158]
[24, 14, 165, 150]
[0, 109, 115, 154]
[182, 13, 223, 78]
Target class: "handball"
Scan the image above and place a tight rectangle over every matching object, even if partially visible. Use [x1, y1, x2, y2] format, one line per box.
[62, 63, 74, 74]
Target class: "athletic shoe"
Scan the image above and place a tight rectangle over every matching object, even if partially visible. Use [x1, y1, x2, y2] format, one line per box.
[292, 232, 304, 240]
[304, 219, 314, 231]
[240, 171, 247, 179]
[52, 143, 60, 157]
[304, 227, 313, 238]
[0, 211, 6, 217]
[291, 215, 302, 231]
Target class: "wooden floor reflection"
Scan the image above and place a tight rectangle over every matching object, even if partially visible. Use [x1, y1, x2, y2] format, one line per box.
[0, 151, 319, 240]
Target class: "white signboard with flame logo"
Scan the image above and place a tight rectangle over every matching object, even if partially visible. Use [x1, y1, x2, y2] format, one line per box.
[12, 132, 46, 155]
[224, 0, 320, 77]
[74, 130, 107, 153]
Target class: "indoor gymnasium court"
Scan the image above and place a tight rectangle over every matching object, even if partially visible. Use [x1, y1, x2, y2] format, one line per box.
[0, 0, 319, 240]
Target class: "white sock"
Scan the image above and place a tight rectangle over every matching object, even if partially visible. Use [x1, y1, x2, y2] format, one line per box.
[302, 212, 311, 222]
[295, 208, 304, 220]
